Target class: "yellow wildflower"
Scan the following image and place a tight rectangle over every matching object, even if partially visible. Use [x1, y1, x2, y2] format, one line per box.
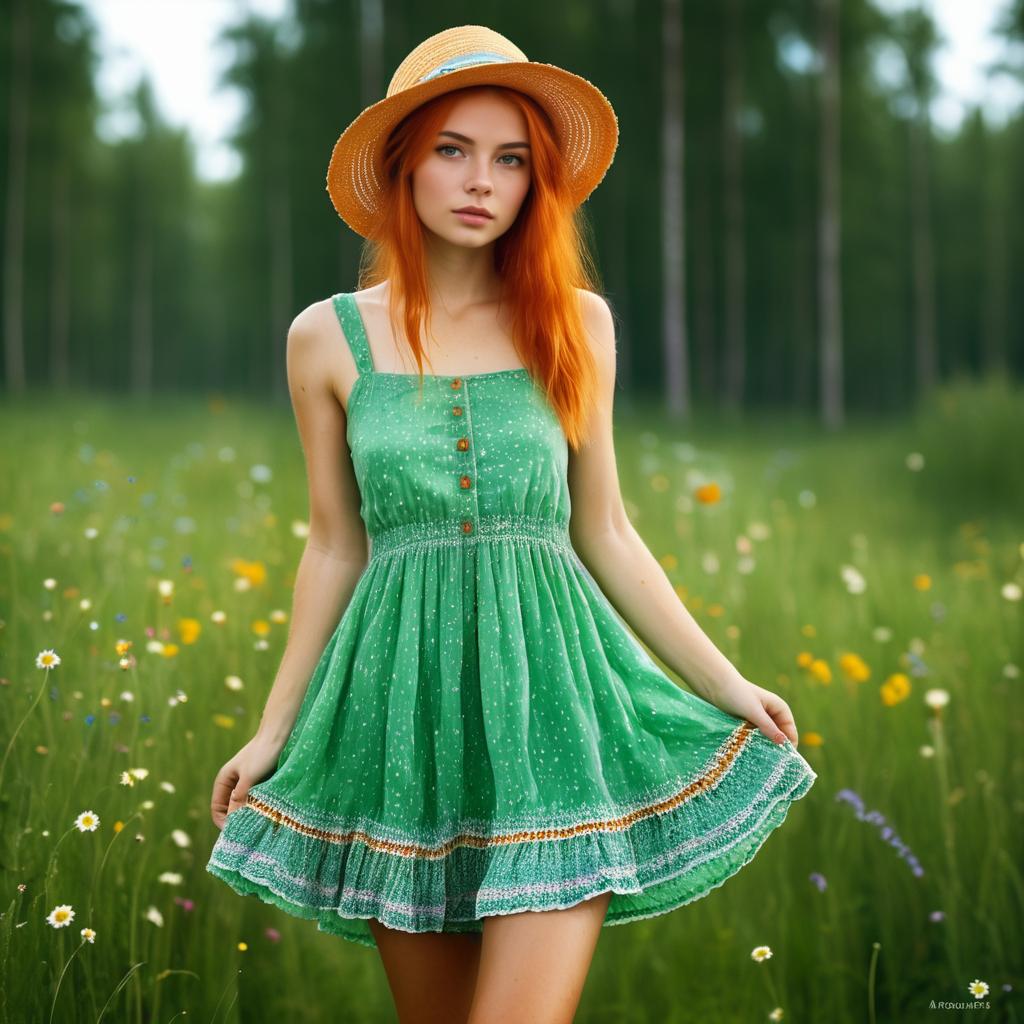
[839, 652, 871, 682]
[178, 618, 202, 645]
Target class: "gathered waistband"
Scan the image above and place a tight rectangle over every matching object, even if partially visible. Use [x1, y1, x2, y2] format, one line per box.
[369, 514, 573, 560]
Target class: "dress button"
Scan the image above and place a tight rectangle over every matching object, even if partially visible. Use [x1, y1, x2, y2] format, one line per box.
[456, 437, 469, 451]
[451, 378, 462, 389]
[461, 519, 473, 534]
[460, 474, 472, 489]
[452, 405, 463, 417]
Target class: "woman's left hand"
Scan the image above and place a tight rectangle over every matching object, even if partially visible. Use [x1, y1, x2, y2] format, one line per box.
[705, 677, 799, 747]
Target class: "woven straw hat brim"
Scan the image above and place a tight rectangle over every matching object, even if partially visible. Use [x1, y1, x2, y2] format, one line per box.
[326, 60, 619, 239]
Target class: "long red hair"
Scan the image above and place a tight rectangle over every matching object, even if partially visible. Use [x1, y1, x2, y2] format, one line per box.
[357, 85, 606, 451]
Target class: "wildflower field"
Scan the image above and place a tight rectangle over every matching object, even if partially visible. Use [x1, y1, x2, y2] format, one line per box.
[0, 376, 1021, 1023]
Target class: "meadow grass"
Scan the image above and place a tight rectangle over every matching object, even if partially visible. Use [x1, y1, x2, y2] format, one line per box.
[0, 375, 1020, 1022]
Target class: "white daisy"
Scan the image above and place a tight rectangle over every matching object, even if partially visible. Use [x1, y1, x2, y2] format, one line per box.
[170, 829, 191, 848]
[46, 904, 75, 929]
[73, 811, 100, 832]
[144, 906, 164, 927]
[968, 979, 989, 999]
[36, 649, 61, 669]
[157, 872, 183, 885]
[751, 945, 773, 962]
[840, 565, 867, 594]
[80, 927, 96, 943]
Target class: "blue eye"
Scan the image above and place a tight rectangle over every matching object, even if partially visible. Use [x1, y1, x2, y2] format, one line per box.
[436, 144, 525, 167]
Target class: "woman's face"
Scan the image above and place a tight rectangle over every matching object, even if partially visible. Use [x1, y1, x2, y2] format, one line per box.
[411, 90, 532, 249]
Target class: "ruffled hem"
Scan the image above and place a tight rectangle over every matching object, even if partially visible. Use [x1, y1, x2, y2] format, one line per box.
[205, 724, 817, 950]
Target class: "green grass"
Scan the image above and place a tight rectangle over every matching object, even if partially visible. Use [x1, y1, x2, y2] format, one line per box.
[0, 375, 1021, 1022]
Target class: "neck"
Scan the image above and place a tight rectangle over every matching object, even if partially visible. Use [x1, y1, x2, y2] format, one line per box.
[422, 234, 503, 311]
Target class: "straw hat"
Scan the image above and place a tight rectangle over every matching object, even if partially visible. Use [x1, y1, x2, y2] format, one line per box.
[326, 25, 619, 238]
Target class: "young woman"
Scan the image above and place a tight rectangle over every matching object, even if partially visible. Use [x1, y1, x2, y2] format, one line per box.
[207, 25, 816, 1024]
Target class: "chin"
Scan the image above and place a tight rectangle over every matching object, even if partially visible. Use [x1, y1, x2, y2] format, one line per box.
[436, 228, 497, 247]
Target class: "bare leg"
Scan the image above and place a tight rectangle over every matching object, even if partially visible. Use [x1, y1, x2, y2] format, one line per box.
[466, 890, 613, 1024]
[368, 919, 482, 1024]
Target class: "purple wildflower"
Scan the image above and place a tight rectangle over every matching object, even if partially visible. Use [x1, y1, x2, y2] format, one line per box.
[809, 872, 828, 892]
[835, 789, 925, 877]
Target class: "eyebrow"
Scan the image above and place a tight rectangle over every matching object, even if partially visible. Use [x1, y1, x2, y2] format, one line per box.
[438, 130, 531, 150]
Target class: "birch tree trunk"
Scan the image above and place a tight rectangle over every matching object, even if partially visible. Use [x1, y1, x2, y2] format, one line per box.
[130, 220, 154, 396]
[909, 110, 937, 392]
[661, 0, 688, 419]
[817, 0, 843, 429]
[50, 159, 72, 391]
[722, 0, 746, 413]
[4, 0, 31, 393]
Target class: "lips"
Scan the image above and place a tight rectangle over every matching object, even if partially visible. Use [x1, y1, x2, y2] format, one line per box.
[454, 207, 494, 219]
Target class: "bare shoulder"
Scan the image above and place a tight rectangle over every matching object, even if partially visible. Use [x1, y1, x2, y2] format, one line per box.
[574, 287, 617, 379]
[287, 294, 359, 410]
[352, 281, 388, 306]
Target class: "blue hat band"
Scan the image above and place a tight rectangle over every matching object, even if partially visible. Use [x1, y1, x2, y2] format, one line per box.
[417, 51, 516, 84]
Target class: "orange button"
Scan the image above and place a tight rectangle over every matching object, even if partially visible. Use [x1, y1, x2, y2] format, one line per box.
[456, 437, 469, 451]
[461, 519, 473, 534]
[452, 405, 463, 417]
[451, 378, 462, 389]
[460, 475, 472, 489]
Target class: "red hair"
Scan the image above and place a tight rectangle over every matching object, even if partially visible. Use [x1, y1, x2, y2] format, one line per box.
[357, 85, 606, 450]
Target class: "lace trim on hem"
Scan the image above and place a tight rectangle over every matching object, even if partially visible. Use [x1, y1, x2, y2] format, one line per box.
[207, 756, 816, 931]
[244, 722, 757, 857]
[247, 723, 758, 846]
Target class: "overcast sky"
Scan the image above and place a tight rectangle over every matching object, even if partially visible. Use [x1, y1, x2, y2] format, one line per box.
[81, 0, 1024, 183]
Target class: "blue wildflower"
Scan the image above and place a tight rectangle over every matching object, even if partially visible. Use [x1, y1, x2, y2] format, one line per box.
[835, 789, 925, 877]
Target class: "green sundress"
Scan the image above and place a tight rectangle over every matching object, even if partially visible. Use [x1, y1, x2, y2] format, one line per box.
[206, 291, 817, 950]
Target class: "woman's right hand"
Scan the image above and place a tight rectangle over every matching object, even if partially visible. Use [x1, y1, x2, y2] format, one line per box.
[210, 733, 286, 831]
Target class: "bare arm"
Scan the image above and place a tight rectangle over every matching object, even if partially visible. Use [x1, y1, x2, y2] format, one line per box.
[211, 300, 368, 827]
[567, 291, 798, 747]
[252, 303, 369, 744]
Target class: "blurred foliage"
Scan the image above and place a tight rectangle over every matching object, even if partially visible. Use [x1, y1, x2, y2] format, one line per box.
[0, 0, 1020, 412]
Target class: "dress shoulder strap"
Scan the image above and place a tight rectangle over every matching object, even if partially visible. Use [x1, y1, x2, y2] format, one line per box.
[331, 292, 376, 376]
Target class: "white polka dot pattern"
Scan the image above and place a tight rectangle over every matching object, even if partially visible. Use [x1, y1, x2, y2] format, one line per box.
[205, 292, 818, 950]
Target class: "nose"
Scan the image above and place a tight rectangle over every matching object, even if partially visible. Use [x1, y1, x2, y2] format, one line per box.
[464, 158, 493, 196]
